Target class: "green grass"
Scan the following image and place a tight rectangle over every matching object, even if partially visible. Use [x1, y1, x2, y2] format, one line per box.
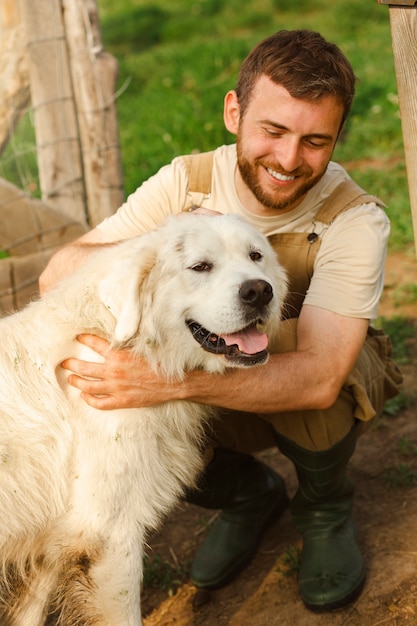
[0, 0, 414, 252]
[376, 316, 416, 416]
[0, 112, 39, 196]
[385, 438, 417, 488]
[377, 317, 416, 366]
[385, 462, 417, 488]
[276, 544, 301, 577]
[142, 553, 189, 592]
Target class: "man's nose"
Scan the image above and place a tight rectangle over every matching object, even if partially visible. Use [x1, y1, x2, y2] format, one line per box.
[275, 136, 303, 172]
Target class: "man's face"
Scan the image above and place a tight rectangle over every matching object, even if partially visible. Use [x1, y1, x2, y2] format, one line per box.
[224, 76, 345, 216]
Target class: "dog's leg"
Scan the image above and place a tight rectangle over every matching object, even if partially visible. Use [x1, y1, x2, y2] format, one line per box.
[2, 565, 58, 626]
[48, 547, 106, 625]
[50, 537, 143, 626]
[89, 539, 143, 626]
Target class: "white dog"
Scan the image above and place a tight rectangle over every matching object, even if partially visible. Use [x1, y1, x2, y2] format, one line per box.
[0, 214, 287, 625]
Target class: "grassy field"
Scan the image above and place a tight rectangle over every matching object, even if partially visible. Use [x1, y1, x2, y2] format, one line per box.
[0, 0, 413, 252]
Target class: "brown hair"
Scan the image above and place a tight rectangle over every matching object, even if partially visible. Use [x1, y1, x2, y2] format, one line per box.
[235, 30, 356, 126]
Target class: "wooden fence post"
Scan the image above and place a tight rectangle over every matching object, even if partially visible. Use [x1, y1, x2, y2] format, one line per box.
[62, 0, 124, 226]
[378, 0, 417, 258]
[18, 0, 87, 224]
[0, 0, 30, 155]
[17, 0, 124, 226]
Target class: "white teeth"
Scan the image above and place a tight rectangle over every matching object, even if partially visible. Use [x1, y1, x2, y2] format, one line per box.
[267, 167, 295, 182]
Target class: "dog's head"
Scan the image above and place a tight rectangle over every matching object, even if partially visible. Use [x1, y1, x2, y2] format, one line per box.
[98, 214, 287, 375]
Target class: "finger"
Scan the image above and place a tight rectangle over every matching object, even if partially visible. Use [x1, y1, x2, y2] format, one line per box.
[61, 358, 104, 379]
[81, 392, 125, 411]
[66, 373, 106, 391]
[76, 333, 112, 355]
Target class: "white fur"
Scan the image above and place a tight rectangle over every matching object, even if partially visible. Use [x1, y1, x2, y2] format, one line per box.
[0, 214, 287, 625]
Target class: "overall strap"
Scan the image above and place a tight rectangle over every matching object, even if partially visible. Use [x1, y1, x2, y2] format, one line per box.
[316, 178, 385, 224]
[269, 178, 385, 320]
[181, 151, 214, 210]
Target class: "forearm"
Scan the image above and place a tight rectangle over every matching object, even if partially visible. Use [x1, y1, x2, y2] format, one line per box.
[63, 312, 367, 412]
[178, 352, 340, 414]
[39, 238, 114, 294]
[180, 311, 369, 414]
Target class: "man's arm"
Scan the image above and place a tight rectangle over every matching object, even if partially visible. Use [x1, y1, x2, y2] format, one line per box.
[61, 304, 369, 414]
[39, 229, 115, 294]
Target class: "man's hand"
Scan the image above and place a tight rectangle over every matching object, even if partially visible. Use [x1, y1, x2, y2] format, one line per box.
[61, 334, 177, 410]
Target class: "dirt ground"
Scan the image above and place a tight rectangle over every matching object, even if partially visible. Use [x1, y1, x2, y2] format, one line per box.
[142, 249, 417, 626]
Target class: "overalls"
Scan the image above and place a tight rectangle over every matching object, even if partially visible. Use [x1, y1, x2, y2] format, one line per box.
[182, 152, 403, 452]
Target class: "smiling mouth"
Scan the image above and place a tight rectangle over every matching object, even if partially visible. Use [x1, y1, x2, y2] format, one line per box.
[266, 167, 296, 182]
[186, 319, 269, 366]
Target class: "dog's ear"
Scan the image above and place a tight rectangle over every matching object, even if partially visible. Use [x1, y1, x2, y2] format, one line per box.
[98, 238, 157, 343]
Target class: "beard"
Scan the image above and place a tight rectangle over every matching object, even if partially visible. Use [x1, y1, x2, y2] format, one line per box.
[236, 136, 328, 212]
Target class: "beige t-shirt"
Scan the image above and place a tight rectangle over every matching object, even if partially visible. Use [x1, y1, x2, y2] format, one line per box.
[97, 144, 390, 319]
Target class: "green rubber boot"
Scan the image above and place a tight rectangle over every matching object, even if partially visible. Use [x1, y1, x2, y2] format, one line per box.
[275, 427, 366, 612]
[185, 448, 289, 589]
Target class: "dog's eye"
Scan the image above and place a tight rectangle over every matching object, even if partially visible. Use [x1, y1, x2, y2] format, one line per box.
[191, 262, 213, 272]
[249, 251, 263, 262]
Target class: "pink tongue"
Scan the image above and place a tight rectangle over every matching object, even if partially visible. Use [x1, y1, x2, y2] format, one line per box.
[220, 326, 268, 354]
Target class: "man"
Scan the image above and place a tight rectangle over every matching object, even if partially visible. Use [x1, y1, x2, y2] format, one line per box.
[40, 30, 402, 611]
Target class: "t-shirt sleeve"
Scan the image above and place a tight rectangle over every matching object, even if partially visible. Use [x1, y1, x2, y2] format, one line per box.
[304, 203, 390, 319]
[95, 158, 190, 241]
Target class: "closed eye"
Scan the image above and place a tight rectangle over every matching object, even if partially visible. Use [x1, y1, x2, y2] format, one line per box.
[190, 261, 213, 272]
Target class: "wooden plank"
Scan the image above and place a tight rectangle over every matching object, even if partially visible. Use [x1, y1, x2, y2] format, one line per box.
[61, 0, 124, 226]
[19, 0, 87, 224]
[385, 5, 417, 258]
[0, 250, 57, 315]
[0, 176, 87, 313]
[378, 1, 417, 5]
[0, 0, 30, 155]
[0, 178, 87, 256]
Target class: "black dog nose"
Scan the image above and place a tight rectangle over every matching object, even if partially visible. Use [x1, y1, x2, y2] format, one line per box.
[239, 279, 273, 309]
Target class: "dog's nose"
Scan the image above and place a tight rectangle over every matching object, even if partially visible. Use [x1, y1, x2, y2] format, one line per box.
[239, 279, 273, 309]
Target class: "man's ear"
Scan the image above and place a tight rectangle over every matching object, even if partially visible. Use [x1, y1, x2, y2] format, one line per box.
[223, 90, 240, 135]
[98, 239, 157, 343]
